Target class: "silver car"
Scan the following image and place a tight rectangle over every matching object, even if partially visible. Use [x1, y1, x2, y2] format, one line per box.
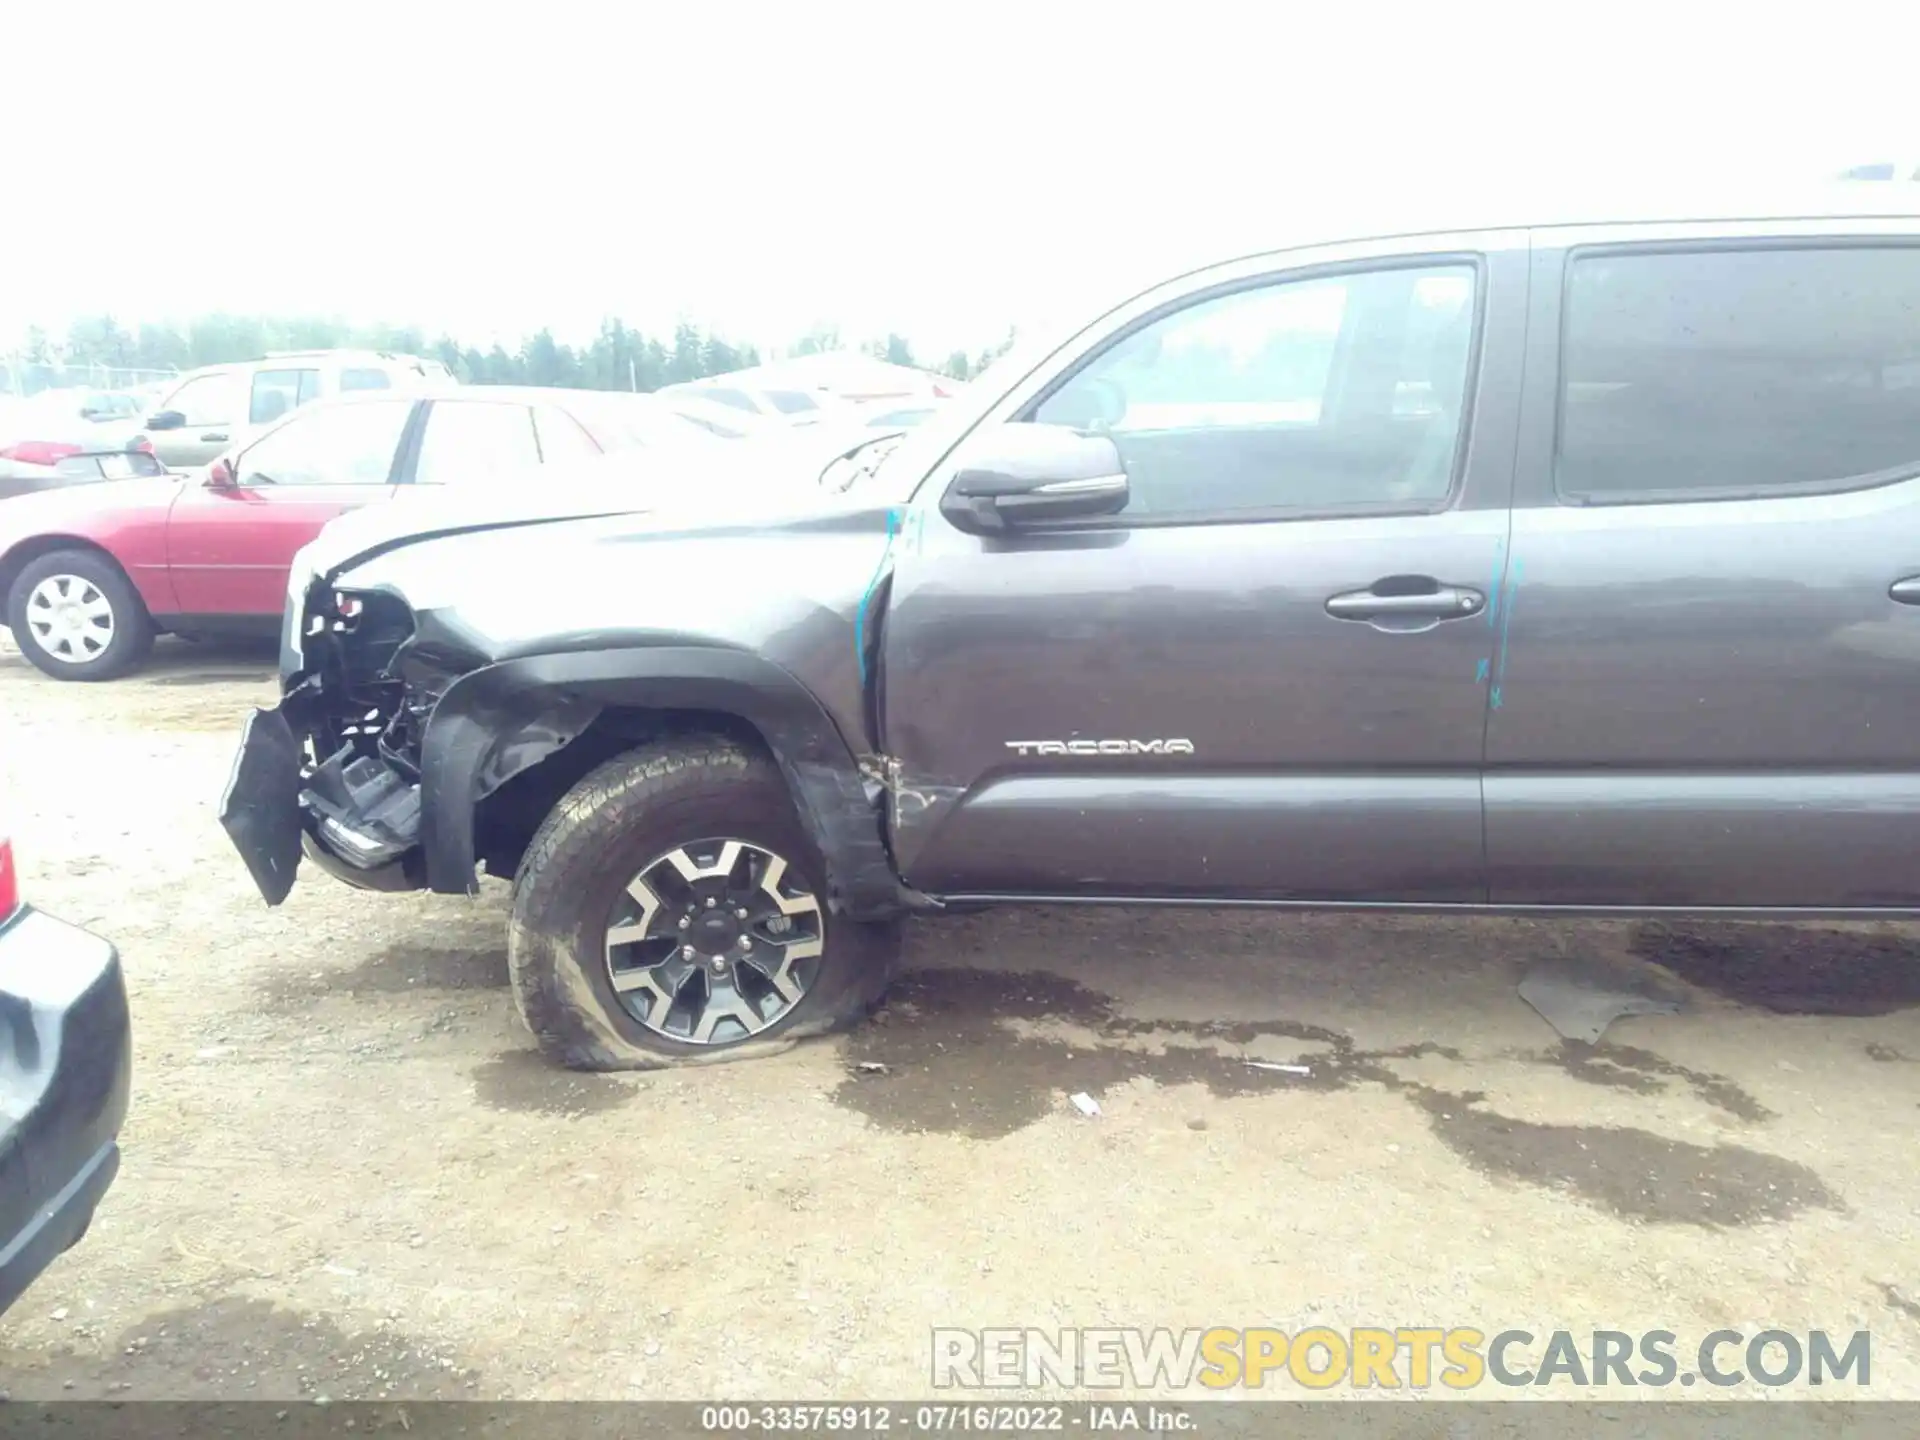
[0, 390, 151, 501]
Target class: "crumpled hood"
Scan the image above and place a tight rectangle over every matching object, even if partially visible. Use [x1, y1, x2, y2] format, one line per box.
[278, 421, 912, 685]
[296, 474, 907, 756]
[299, 419, 893, 581]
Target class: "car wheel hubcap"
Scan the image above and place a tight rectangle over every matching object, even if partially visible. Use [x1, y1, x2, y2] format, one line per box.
[24, 574, 115, 663]
[604, 838, 825, 1045]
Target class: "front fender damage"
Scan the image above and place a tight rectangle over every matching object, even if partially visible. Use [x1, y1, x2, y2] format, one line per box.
[856, 753, 961, 823]
[405, 649, 927, 922]
[415, 683, 601, 895]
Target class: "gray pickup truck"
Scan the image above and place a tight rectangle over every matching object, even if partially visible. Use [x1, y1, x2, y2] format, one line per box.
[222, 191, 1920, 1070]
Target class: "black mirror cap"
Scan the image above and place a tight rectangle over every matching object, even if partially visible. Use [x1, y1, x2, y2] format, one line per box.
[145, 410, 186, 431]
[941, 423, 1129, 534]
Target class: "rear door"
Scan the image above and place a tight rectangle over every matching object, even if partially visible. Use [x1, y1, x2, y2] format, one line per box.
[165, 398, 419, 618]
[406, 398, 544, 488]
[1486, 222, 1920, 908]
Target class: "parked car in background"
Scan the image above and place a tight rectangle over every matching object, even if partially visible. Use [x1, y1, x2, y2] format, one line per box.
[0, 386, 729, 680]
[0, 828, 131, 1314]
[0, 390, 156, 501]
[134, 351, 457, 470]
[72, 391, 147, 423]
[641, 390, 782, 440]
[656, 379, 843, 427]
[291, 415, 922, 603]
[858, 401, 942, 430]
[13, 443, 171, 494]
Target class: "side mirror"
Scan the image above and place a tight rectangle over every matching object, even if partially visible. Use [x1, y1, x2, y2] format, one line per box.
[146, 409, 186, 431]
[939, 424, 1130, 535]
[205, 458, 237, 489]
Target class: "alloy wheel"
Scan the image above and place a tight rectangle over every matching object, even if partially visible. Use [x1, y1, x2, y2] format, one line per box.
[604, 838, 825, 1045]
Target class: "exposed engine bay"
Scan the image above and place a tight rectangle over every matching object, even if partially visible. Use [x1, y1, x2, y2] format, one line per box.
[257, 579, 631, 898]
[284, 584, 464, 876]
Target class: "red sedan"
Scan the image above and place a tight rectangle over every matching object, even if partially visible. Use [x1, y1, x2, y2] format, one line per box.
[0, 387, 740, 681]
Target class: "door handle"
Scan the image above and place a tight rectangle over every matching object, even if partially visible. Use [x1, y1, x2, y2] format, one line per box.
[200, 431, 229, 443]
[1891, 577, 1920, 605]
[1326, 583, 1485, 621]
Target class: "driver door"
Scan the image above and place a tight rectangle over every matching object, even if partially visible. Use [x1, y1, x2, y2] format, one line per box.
[165, 398, 419, 620]
[877, 234, 1527, 902]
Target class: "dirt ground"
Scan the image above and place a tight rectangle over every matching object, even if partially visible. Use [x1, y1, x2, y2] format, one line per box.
[2, 632, 1918, 1403]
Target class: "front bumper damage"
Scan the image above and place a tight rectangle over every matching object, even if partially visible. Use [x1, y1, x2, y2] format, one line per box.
[220, 579, 474, 906]
[219, 694, 429, 905]
[221, 568, 917, 920]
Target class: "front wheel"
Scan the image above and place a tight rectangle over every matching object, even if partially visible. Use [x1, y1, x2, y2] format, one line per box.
[6, 549, 155, 681]
[507, 736, 901, 1070]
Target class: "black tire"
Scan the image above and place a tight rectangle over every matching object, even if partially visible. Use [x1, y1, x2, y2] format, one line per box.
[507, 734, 901, 1071]
[6, 548, 155, 682]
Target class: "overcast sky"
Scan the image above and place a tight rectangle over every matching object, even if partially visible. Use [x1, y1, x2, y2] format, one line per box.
[6, 1, 1912, 356]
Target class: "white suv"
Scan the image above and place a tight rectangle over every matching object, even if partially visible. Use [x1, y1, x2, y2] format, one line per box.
[137, 351, 456, 469]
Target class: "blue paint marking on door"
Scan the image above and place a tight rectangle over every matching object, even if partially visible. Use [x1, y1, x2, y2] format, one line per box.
[1488, 558, 1522, 704]
[854, 507, 903, 684]
[1485, 536, 1507, 629]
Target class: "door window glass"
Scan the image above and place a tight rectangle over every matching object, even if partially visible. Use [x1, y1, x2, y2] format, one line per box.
[412, 401, 542, 485]
[1558, 246, 1920, 501]
[234, 400, 412, 486]
[1031, 263, 1478, 519]
[340, 367, 393, 393]
[161, 373, 242, 426]
[249, 368, 321, 425]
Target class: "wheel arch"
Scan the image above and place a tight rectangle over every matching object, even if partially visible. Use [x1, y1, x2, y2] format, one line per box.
[419, 645, 914, 920]
[0, 535, 151, 616]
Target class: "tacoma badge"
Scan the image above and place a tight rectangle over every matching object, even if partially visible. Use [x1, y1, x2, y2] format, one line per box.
[1004, 738, 1196, 757]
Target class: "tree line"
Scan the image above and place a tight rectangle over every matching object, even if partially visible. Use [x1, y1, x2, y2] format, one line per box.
[11, 315, 1019, 392]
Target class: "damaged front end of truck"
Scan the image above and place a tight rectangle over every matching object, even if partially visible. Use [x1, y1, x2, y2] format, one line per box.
[217, 485, 921, 926]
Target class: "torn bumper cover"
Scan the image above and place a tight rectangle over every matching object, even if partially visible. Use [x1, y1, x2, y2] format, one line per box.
[218, 696, 428, 905]
[217, 648, 915, 922]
